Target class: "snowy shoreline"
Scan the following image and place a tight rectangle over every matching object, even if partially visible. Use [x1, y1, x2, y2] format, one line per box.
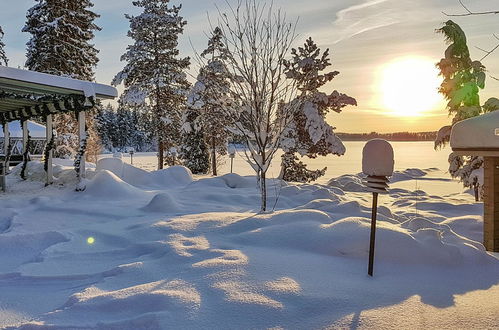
[0, 158, 498, 329]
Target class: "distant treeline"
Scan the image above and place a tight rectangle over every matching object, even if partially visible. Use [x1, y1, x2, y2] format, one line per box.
[337, 131, 437, 141]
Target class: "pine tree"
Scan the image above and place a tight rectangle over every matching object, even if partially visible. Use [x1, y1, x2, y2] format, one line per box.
[280, 38, 357, 183]
[23, 0, 101, 160]
[113, 0, 190, 169]
[0, 26, 8, 66]
[188, 27, 232, 175]
[435, 21, 499, 200]
[179, 108, 210, 174]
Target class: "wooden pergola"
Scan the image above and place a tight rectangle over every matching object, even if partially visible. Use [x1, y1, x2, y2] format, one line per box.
[0, 65, 117, 189]
[451, 110, 499, 252]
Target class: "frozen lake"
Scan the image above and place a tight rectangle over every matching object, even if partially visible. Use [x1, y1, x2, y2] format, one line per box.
[101, 141, 465, 197]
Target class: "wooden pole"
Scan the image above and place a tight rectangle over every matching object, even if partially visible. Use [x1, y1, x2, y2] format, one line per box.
[46, 115, 53, 185]
[3, 122, 9, 175]
[78, 111, 86, 180]
[368, 192, 379, 276]
[230, 157, 234, 173]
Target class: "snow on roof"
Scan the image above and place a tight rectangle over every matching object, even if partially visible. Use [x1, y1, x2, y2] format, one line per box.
[450, 111, 499, 152]
[0, 120, 46, 138]
[0, 65, 118, 100]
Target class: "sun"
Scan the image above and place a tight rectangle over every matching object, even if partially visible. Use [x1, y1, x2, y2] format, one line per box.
[379, 57, 443, 117]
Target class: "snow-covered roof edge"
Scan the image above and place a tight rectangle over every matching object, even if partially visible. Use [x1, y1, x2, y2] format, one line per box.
[450, 110, 499, 153]
[0, 65, 118, 100]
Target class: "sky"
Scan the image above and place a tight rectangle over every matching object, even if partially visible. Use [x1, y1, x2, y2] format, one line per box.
[0, 0, 498, 133]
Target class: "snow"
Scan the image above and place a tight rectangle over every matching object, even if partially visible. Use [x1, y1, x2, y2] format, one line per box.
[450, 110, 499, 150]
[0, 121, 46, 138]
[362, 139, 394, 176]
[0, 144, 498, 329]
[0, 66, 117, 99]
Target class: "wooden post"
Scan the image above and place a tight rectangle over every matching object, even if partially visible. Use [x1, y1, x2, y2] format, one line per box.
[483, 157, 499, 252]
[3, 122, 9, 174]
[78, 111, 86, 180]
[46, 115, 53, 185]
[22, 119, 28, 159]
[368, 192, 379, 276]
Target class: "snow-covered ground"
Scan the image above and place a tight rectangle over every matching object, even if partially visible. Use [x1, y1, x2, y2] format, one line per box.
[1, 145, 498, 329]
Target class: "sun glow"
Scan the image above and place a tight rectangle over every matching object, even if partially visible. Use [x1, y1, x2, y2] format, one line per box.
[380, 57, 443, 117]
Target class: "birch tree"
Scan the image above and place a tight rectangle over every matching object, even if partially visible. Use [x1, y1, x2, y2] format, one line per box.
[217, 0, 298, 211]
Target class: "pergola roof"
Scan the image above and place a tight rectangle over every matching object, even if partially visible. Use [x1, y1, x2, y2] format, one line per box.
[0, 66, 118, 122]
[451, 110, 499, 157]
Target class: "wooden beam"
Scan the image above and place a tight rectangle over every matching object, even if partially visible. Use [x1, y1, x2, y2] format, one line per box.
[46, 115, 53, 185]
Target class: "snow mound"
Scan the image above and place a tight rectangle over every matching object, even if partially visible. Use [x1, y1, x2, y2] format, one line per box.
[142, 192, 179, 213]
[232, 211, 489, 266]
[84, 170, 147, 200]
[96, 158, 192, 188]
[59, 279, 200, 318]
[150, 166, 193, 187]
[391, 168, 427, 182]
[327, 174, 365, 192]
[220, 173, 256, 188]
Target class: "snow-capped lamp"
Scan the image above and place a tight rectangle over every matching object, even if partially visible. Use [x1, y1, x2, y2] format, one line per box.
[362, 139, 394, 276]
[229, 145, 236, 173]
[450, 111, 499, 252]
[128, 147, 135, 165]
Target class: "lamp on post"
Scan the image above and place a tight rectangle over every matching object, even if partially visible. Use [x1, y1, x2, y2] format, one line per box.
[128, 147, 135, 165]
[362, 139, 394, 277]
[228, 145, 236, 173]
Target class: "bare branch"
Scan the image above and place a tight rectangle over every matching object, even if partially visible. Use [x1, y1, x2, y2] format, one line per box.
[443, 0, 499, 16]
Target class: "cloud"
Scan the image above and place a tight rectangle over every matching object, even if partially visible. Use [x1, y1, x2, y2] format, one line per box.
[331, 0, 399, 44]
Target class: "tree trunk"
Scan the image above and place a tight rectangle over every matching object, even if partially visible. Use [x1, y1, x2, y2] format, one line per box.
[474, 183, 479, 202]
[212, 136, 217, 176]
[158, 137, 164, 170]
[260, 169, 267, 212]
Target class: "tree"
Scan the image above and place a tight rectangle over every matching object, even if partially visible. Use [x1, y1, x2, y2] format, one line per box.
[112, 0, 190, 170]
[280, 37, 357, 183]
[23, 0, 101, 160]
[179, 108, 210, 174]
[188, 27, 233, 176]
[435, 20, 499, 200]
[217, 0, 299, 211]
[0, 26, 8, 66]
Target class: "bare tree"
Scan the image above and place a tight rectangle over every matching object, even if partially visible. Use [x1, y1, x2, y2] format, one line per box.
[217, 0, 299, 212]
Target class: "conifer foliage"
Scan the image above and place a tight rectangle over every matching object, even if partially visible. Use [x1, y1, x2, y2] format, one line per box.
[23, 0, 101, 160]
[280, 38, 357, 183]
[113, 0, 190, 170]
[0, 26, 8, 66]
[435, 20, 499, 200]
[179, 108, 210, 174]
[182, 27, 232, 175]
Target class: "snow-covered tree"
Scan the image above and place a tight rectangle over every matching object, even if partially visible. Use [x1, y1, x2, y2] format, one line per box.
[218, 0, 299, 211]
[0, 26, 8, 66]
[112, 0, 190, 169]
[435, 20, 499, 200]
[280, 37, 357, 183]
[96, 103, 152, 152]
[23, 0, 101, 160]
[188, 27, 232, 175]
[179, 108, 210, 174]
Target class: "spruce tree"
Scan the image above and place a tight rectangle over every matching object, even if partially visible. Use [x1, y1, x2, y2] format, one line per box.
[280, 38, 357, 183]
[190, 27, 232, 175]
[179, 108, 210, 174]
[23, 0, 101, 160]
[0, 26, 8, 66]
[435, 20, 499, 200]
[113, 0, 190, 169]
